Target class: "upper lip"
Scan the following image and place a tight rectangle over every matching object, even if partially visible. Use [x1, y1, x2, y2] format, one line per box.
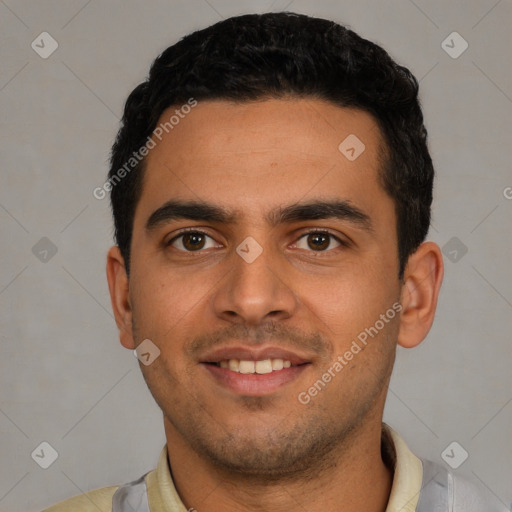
[199, 345, 311, 365]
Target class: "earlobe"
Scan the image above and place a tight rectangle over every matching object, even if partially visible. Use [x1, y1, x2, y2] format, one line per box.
[397, 241, 444, 349]
[106, 246, 135, 350]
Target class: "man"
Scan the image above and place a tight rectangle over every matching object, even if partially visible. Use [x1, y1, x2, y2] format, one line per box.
[45, 11, 507, 512]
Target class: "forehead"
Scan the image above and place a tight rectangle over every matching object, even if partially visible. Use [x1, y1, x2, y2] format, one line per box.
[136, 98, 390, 224]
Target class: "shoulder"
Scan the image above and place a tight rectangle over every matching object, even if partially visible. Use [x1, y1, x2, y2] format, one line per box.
[419, 458, 509, 512]
[41, 485, 118, 512]
[451, 470, 509, 512]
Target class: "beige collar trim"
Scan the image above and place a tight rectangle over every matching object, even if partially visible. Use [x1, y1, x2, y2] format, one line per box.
[383, 423, 423, 512]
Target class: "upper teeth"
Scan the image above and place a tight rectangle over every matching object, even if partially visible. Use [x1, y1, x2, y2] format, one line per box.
[218, 359, 292, 374]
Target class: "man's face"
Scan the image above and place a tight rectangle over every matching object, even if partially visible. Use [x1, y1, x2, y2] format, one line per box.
[126, 98, 402, 477]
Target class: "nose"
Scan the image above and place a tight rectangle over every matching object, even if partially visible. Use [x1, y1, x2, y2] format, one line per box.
[211, 240, 299, 326]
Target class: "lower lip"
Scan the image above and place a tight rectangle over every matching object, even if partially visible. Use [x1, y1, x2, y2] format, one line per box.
[201, 363, 310, 396]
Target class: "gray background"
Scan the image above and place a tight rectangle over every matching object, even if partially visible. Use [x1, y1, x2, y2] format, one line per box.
[1, 0, 511, 510]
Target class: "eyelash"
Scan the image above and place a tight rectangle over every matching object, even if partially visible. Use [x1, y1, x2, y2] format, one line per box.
[166, 228, 348, 252]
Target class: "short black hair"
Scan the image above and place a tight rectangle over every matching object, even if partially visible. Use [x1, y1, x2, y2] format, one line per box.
[108, 12, 434, 278]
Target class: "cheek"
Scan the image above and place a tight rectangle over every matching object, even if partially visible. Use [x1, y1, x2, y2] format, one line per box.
[130, 265, 213, 337]
[299, 266, 400, 349]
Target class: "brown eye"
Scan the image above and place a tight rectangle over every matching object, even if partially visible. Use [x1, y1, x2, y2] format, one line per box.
[307, 232, 329, 250]
[182, 232, 206, 251]
[168, 231, 218, 252]
[295, 231, 342, 252]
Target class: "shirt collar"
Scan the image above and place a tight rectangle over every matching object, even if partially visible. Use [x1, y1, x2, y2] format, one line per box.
[383, 423, 423, 512]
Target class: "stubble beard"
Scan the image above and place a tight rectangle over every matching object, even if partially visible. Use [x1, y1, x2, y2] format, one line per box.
[160, 362, 393, 484]
[132, 311, 396, 484]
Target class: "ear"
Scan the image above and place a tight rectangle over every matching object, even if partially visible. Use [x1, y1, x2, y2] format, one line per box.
[106, 246, 135, 350]
[397, 241, 444, 349]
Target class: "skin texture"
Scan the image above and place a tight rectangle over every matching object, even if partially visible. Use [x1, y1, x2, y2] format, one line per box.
[107, 98, 444, 512]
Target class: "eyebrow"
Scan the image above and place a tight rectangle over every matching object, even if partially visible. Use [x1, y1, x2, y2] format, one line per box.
[145, 199, 373, 233]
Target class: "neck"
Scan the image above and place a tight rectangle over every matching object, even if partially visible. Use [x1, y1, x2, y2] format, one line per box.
[164, 417, 393, 512]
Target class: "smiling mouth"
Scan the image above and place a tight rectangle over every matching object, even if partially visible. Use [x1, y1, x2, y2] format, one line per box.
[206, 358, 305, 374]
